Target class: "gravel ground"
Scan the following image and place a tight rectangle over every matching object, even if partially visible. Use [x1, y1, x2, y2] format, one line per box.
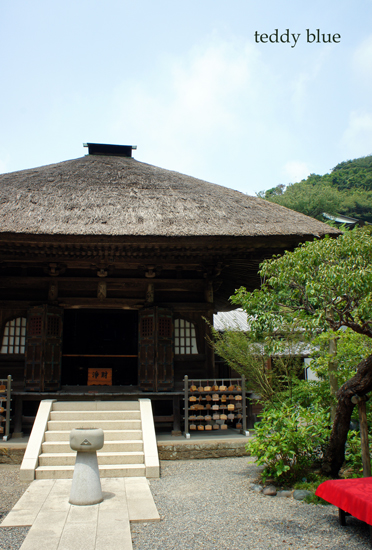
[0, 465, 30, 550]
[132, 457, 371, 550]
[0, 459, 370, 550]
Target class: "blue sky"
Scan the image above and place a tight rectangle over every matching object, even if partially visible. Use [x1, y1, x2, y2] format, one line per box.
[1, 0, 372, 195]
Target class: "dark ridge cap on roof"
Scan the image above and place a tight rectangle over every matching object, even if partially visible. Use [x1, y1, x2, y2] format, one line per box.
[0, 154, 340, 238]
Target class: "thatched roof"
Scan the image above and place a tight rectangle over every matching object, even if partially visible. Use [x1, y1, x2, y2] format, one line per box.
[0, 154, 339, 237]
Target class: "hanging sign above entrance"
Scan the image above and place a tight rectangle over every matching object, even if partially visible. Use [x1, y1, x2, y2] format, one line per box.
[88, 368, 112, 386]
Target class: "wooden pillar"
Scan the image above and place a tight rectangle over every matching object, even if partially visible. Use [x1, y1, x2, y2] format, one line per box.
[48, 280, 58, 302]
[204, 310, 215, 379]
[172, 395, 181, 436]
[146, 283, 154, 304]
[246, 395, 254, 429]
[351, 394, 371, 478]
[204, 281, 213, 304]
[13, 395, 23, 438]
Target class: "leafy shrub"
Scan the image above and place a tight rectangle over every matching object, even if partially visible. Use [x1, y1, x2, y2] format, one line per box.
[247, 402, 330, 485]
[342, 430, 372, 478]
[281, 378, 329, 410]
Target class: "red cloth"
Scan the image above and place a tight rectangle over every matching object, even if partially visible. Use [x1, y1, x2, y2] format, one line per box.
[316, 478, 372, 525]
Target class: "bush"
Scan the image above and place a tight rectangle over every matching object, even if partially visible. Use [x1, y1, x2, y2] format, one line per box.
[342, 430, 372, 478]
[247, 402, 331, 485]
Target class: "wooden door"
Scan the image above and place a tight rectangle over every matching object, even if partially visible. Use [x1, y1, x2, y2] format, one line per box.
[156, 308, 174, 391]
[25, 306, 44, 391]
[138, 308, 156, 391]
[24, 306, 63, 391]
[138, 307, 174, 391]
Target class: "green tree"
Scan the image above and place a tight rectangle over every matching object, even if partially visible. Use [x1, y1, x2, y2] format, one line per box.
[230, 227, 372, 477]
[310, 330, 372, 398]
[331, 155, 372, 192]
[259, 155, 372, 224]
[261, 180, 342, 221]
[209, 320, 307, 404]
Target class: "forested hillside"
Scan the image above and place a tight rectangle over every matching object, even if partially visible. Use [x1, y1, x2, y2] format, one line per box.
[259, 155, 372, 223]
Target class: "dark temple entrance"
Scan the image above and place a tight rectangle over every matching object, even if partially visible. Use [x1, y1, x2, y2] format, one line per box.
[61, 309, 138, 386]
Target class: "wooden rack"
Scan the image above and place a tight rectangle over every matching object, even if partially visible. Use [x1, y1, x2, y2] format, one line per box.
[183, 375, 248, 438]
[0, 375, 12, 441]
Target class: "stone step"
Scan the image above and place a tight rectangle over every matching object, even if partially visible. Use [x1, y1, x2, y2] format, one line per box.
[44, 429, 143, 442]
[38, 451, 145, 466]
[47, 419, 141, 431]
[20, 399, 159, 481]
[35, 463, 146, 479]
[41, 439, 143, 453]
[49, 410, 141, 421]
[52, 401, 140, 411]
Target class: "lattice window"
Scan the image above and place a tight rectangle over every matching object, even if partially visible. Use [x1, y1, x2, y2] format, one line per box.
[141, 317, 154, 338]
[47, 315, 60, 337]
[158, 318, 172, 338]
[174, 319, 198, 355]
[29, 316, 43, 336]
[1, 317, 27, 354]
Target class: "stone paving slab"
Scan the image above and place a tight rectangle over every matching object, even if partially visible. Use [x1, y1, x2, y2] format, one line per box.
[0, 477, 160, 550]
[0, 479, 55, 526]
[126, 477, 160, 523]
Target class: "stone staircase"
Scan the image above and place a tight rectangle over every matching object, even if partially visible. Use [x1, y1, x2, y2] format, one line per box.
[20, 399, 159, 481]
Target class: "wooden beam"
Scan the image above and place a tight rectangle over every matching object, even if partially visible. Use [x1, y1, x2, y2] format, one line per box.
[0, 276, 205, 290]
[57, 298, 145, 309]
[0, 301, 34, 309]
[63, 354, 138, 358]
[0, 232, 318, 248]
[163, 303, 214, 312]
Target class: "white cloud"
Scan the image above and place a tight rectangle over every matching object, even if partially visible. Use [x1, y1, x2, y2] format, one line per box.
[342, 111, 372, 158]
[353, 35, 372, 81]
[170, 42, 253, 132]
[290, 50, 329, 119]
[110, 39, 261, 176]
[106, 35, 351, 194]
[282, 160, 310, 182]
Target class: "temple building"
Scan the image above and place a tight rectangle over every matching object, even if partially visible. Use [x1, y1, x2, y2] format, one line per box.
[0, 143, 338, 434]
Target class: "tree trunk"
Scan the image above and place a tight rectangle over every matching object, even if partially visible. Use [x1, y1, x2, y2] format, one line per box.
[328, 336, 338, 422]
[322, 353, 372, 478]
